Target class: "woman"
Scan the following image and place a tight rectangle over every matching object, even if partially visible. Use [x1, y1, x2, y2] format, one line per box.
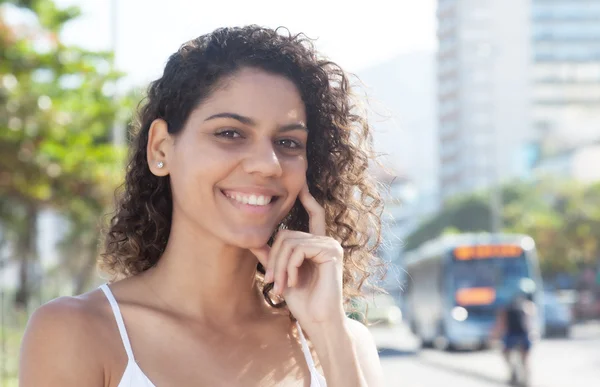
[19, 25, 385, 387]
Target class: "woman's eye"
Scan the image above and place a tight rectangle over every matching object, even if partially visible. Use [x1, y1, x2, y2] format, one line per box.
[215, 130, 241, 139]
[277, 139, 303, 149]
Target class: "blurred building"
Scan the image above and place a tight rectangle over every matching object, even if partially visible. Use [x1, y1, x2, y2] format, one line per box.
[533, 141, 600, 183]
[531, 0, 600, 153]
[437, 0, 600, 201]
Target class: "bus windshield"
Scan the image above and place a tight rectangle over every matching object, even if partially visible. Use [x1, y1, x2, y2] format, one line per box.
[453, 256, 530, 289]
[452, 253, 531, 306]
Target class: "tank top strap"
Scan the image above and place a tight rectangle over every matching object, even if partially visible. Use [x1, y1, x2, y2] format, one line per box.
[100, 284, 135, 361]
[296, 322, 327, 386]
[295, 321, 316, 368]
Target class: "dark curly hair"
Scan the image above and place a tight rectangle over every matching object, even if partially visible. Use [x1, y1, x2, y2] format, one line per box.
[101, 25, 384, 308]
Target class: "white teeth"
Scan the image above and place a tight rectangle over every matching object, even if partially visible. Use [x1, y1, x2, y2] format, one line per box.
[224, 192, 273, 206]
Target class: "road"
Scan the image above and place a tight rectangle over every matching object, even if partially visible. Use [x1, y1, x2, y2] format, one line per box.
[370, 322, 600, 387]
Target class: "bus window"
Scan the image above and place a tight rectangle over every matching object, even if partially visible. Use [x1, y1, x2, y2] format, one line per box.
[451, 250, 533, 308]
[453, 256, 530, 288]
[501, 258, 530, 278]
[454, 260, 496, 288]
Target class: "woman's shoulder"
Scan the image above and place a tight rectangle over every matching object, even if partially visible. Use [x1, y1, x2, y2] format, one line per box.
[26, 286, 112, 335]
[19, 288, 115, 385]
[344, 316, 376, 346]
[343, 317, 385, 384]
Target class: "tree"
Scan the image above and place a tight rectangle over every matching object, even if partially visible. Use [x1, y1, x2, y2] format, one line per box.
[0, 0, 130, 308]
[403, 193, 492, 251]
[505, 180, 600, 276]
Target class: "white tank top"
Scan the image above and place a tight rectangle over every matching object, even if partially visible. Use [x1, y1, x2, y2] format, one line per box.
[100, 284, 327, 387]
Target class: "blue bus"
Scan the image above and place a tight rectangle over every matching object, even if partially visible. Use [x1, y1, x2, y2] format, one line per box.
[402, 233, 544, 350]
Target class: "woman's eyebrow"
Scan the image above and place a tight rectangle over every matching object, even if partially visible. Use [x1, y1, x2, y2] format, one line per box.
[205, 112, 307, 132]
[204, 112, 255, 125]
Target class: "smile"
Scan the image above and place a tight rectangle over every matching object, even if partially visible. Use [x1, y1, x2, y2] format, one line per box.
[222, 191, 276, 206]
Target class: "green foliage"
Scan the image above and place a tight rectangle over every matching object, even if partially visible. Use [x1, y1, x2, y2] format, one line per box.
[0, 0, 133, 306]
[504, 180, 600, 275]
[403, 193, 492, 251]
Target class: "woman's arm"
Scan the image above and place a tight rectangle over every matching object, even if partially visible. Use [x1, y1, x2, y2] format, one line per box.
[309, 316, 384, 387]
[490, 309, 506, 340]
[524, 300, 539, 340]
[19, 297, 105, 386]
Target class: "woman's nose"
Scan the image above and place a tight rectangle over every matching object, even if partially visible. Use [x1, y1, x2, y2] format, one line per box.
[241, 139, 283, 178]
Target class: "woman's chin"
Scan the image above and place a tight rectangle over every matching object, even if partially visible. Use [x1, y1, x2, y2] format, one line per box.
[226, 231, 274, 250]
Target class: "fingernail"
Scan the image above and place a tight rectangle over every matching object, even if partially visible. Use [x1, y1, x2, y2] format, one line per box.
[273, 282, 279, 295]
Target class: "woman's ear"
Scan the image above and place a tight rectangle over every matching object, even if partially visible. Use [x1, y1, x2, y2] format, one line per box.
[147, 118, 172, 176]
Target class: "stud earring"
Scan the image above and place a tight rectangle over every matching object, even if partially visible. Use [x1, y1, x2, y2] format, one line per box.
[157, 161, 164, 169]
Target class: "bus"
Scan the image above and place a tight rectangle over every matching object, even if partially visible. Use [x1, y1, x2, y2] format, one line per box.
[402, 233, 544, 350]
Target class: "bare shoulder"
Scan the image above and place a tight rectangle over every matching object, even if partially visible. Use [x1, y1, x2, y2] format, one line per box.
[344, 317, 374, 342]
[344, 317, 385, 385]
[19, 290, 110, 386]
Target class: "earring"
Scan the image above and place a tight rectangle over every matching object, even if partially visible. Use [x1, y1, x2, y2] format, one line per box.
[157, 161, 164, 169]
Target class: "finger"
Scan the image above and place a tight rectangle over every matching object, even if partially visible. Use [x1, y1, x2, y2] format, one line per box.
[273, 238, 296, 295]
[287, 248, 306, 288]
[298, 183, 326, 236]
[268, 230, 310, 283]
[265, 230, 287, 283]
[265, 232, 284, 284]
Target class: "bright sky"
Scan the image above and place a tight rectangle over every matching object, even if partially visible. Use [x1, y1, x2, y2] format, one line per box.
[55, 0, 437, 87]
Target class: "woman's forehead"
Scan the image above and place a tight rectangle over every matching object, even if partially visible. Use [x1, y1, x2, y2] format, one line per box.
[192, 69, 307, 124]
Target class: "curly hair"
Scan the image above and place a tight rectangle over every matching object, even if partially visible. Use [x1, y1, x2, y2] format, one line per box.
[101, 25, 384, 308]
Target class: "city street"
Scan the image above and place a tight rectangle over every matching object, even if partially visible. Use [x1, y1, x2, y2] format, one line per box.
[371, 322, 600, 387]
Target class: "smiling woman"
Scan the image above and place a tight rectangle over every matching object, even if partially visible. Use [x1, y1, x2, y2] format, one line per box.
[19, 26, 385, 387]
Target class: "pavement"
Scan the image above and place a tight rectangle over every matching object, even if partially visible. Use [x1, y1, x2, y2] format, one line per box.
[370, 321, 600, 387]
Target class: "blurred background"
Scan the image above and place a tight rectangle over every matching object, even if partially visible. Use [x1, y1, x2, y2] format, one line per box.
[1, 0, 599, 386]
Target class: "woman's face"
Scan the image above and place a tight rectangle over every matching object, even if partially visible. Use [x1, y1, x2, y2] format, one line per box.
[149, 68, 308, 249]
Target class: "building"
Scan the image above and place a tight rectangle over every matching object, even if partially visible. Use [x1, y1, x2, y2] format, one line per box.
[437, 0, 600, 201]
[531, 0, 600, 153]
[533, 141, 600, 183]
[437, 0, 532, 201]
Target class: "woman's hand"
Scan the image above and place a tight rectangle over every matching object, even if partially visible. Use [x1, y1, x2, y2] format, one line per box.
[252, 184, 385, 387]
[251, 183, 345, 329]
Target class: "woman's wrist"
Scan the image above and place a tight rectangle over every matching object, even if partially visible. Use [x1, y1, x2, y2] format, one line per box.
[307, 316, 367, 387]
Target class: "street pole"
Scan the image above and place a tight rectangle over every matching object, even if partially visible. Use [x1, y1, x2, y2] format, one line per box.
[490, 78, 502, 234]
[483, 43, 502, 234]
[110, 0, 125, 147]
[110, 0, 118, 70]
[490, 175, 502, 233]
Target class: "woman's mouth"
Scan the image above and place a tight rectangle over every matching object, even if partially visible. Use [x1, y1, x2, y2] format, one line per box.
[220, 190, 280, 213]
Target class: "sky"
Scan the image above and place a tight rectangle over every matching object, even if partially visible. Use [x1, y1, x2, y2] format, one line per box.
[54, 0, 437, 86]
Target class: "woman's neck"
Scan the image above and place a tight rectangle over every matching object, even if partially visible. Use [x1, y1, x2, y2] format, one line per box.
[142, 220, 270, 325]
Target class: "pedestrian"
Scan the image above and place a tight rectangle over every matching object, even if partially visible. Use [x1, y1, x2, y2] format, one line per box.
[19, 26, 385, 387]
[492, 283, 538, 386]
